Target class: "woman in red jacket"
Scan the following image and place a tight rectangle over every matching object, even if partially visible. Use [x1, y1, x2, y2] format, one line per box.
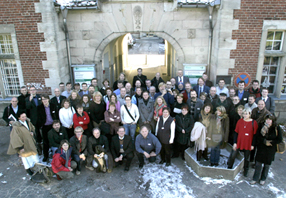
[51, 140, 77, 180]
[73, 105, 91, 136]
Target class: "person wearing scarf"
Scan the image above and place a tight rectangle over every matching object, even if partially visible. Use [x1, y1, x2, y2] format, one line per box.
[51, 140, 77, 180]
[207, 106, 229, 166]
[250, 114, 283, 185]
[154, 96, 167, 122]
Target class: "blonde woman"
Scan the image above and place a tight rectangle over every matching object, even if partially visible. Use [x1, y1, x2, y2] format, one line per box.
[207, 106, 229, 166]
[68, 90, 81, 111]
[90, 91, 106, 128]
[153, 96, 167, 122]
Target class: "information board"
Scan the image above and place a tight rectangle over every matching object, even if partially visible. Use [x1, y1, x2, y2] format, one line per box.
[183, 64, 206, 85]
[73, 65, 96, 85]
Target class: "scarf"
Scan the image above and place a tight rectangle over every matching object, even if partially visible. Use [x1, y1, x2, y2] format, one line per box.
[256, 108, 268, 124]
[261, 123, 270, 136]
[64, 150, 69, 168]
[200, 110, 211, 128]
[155, 104, 165, 118]
[143, 98, 149, 106]
[216, 116, 222, 133]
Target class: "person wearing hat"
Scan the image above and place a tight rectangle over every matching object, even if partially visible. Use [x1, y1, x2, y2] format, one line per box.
[213, 92, 232, 115]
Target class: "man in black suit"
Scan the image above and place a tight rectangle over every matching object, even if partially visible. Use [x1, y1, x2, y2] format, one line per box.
[132, 68, 147, 89]
[50, 88, 66, 117]
[2, 97, 24, 128]
[236, 81, 249, 105]
[37, 94, 58, 162]
[25, 86, 42, 142]
[110, 126, 134, 171]
[175, 69, 189, 88]
[193, 77, 210, 96]
[18, 86, 29, 110]
[255, 87, 275, 114]
[151, 72, 165, 92]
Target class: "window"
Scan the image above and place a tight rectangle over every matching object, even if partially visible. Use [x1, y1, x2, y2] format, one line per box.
[265, 31, 284, 51]
[282, 64, 286, 94]
[0, 34, 20, 97]
[261, 57, 279, 94]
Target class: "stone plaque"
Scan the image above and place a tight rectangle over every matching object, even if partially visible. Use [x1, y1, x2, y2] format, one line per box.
[187, 29, 196, 39]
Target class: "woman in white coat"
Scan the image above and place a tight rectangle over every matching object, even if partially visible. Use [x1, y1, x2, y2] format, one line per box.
[59, 99, 76, 139]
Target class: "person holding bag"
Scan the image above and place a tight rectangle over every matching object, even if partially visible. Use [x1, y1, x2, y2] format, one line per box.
[120, 95, 140, 143]
[250, 114, 283, 185]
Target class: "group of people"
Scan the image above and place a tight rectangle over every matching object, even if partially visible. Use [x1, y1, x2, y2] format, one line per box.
[4, 68, 283, 184]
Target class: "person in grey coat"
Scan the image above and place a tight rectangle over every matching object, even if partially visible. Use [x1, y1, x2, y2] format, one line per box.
[138, 91, 155, 132]
[186, 90, 204, 121]
[135, 125, 162, 168]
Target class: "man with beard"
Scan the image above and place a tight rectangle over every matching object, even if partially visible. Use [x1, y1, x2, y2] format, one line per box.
[186, 90, 204, 121]
[48, 120, 69, 154]
[245, 94, 257, 111]
[154, 83, 174, 107]
[182, 82, 192, 103]
[88, 85, 95, 100]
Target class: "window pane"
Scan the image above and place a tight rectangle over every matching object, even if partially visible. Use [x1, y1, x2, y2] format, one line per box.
[283, 77, 286, 83]
[263, 57, 270, 65]
[268, 85, 274, 94]
[262, 66, 268, 75]
[273, 41, 281, 50]
[267, 31, 274, 40]
[281, 85, 286, 94]
[265, 41, 273, 50]
[269, 76, 276, 83]
[275, 31, 283, 40]
[271, 57, 279, 65]
[269, 67, 277, 74]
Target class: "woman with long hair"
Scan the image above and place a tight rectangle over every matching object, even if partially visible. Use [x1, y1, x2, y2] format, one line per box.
[68, 90, 81, 111]
[103, 87, 113, 103]
[90, 91, 106, 128]
[81, 94, 91, 114]
[250, 114, 283, 185]
[106, 93, 121, 112]
[154, 96, 167, 122]
[100, 79, 110, 96]
[207, 106, 229, 166]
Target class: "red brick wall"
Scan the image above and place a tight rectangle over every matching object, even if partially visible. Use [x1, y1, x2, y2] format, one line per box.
[0, 0, 50, 94]
[229, 0, 286, 87]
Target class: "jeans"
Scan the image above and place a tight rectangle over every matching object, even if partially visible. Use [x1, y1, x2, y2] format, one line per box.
[252, 161, 270, 182]
[123, 123, 137, 142]
[210, 145, 220, 164]
[228, 149, 251, 174]
[51, 147, 58, 155]
[72, 154, 83, 171]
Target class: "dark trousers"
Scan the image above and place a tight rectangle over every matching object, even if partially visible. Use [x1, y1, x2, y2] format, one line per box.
[137, 152, 156, 165]
[253, 161, 270, 182]
[115, 153, 134, 168]
[65, 127, 74, 140]
[250, 145, 257, 162]
[35, 125, 42, 143]
[173, 142, 188, 158]
[210, 145, 220, 164]
[42, 124, 53, 158]
[228, 149, 251, 173]
[196, 147, 208, 161]
[160, 143, 172, 163]
[72, 154, 83, 171]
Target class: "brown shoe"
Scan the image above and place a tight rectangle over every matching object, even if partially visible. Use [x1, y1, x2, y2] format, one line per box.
[107, 169, 112, 173]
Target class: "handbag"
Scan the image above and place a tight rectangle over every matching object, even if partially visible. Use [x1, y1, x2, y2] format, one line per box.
[212, 134, 222, 143]
[276, 128, 286, 154]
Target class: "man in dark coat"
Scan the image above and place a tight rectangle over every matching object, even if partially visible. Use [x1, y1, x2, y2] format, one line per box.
[255, 88, 275, 114]
[110, 127, 134, 171]
[2, 97, 24, 128]
[50, 88, 66, 117]
[175, 69, 189, 88]
[69, 126, 88, 175]
[37, 94, 58, 161]
[48, 120, 69, 154]
[213, 93, 232, 115]
[193, 77, 210, 96]
[18, 86, 29, 110]
[207, 86, 219, 104]
[154, 82, 175, 107]
[132, 68, 147, 88]
[25, 86, 42, 141]
[186, 90, 204, 121]
[174, 105, 194, 159]
[236, 81, 250, 105]
[151, 72, 165, 93]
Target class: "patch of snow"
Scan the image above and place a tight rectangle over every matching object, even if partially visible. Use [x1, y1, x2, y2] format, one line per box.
[0, 173, 2, 177]
[6, 168, 10, 170]
[268, 169, 274, 179]
[268, 183, 286, 197]
[22, 177, 26, 180]
[1, 181, 7, 184]
[139, 163, 194, 198]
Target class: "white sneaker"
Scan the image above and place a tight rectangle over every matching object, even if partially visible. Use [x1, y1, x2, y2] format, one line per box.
[85, 166, 94, 171]
[76, 171, 80, 175]
[249, 180, 257, 185]
[260, 180, 266, 185]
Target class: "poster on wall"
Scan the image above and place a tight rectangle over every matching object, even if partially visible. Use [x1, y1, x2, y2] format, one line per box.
[183, 64, 206, 86]
[73, 65, 96, 85]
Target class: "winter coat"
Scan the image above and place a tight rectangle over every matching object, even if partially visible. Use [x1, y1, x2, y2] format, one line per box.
[110, 135, 134, 158]
[37, 103, 58, 127]
[48, 127, 69, 148]
[87, 135, 110, 156]
[51, 147, 72, 174]
[73, 111, 90, 130]
[7, 119, 37, 157]
[2, 104, 24, 126]
[175, 113, 194, 145]
[69, 135, 88, 156]
[207, 115, 229, 148]
[138, 98, 154, 125]
[255, 125, 283, 165]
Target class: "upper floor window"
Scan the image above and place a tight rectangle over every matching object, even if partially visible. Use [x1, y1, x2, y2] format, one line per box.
[265, 31, 284, 51]
[0, 34, 14, 54]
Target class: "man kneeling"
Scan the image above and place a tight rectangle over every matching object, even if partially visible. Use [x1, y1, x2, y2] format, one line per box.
[135, 125, 162, 168]
[111, 126, 134, 171]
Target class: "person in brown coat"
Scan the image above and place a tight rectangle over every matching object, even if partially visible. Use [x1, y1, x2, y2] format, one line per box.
[7, 112, 39, 176]
[104, 102, 121, 141]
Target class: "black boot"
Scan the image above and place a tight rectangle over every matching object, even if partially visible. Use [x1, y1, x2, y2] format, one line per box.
[26, 168, 33, 176]
[202, 148, 209, 160]
[196, 150, 202, 161]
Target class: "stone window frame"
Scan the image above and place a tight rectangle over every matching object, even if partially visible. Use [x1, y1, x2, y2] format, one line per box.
[0, 24, 24, 98]
[265, 31, 284, 51]
[256, 21, 286, 98]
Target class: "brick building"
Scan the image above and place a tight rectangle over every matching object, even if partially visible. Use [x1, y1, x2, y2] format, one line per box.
[0, 0, 286, 120]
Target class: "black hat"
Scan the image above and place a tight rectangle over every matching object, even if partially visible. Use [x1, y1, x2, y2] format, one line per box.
[74, 83, 80, 86]
[219, 93, 227, 97]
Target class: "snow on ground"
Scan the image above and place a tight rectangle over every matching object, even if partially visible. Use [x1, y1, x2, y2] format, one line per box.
[268, 183, 286, 198]
[139, 163, 194, 198]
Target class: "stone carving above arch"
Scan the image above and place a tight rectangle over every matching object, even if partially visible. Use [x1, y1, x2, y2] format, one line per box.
[133, 5, 143, 30]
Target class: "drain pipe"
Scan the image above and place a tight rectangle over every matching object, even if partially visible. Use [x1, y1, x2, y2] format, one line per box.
[61, 8, 74, 87]
[207, 5, 214, 77]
